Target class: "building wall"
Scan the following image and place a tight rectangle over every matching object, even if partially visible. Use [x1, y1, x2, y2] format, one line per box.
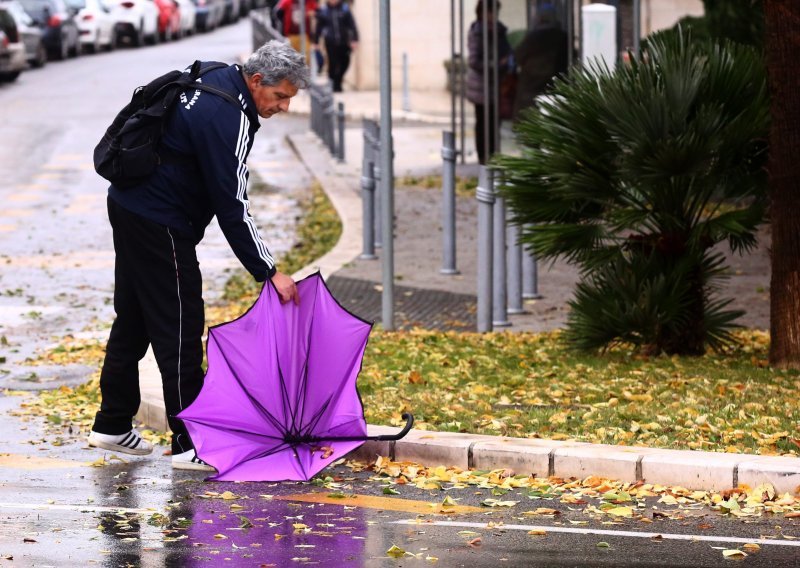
[344, 0, 703, 92]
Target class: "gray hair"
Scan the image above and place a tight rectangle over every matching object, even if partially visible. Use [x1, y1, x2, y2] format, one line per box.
[242, 40, 310, 89]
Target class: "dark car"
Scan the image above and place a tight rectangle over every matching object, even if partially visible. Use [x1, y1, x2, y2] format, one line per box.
[1, 0, 46, 67]
[18, 0, 79, 60]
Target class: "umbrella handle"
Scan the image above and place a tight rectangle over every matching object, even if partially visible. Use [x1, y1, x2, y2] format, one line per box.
[283, 413, 415, 444]
[371, 413, 415, 441]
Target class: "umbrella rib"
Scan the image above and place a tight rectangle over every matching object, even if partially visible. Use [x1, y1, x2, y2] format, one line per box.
[300, 394, 333, 437]
[294, 280, 321, 435]
[213, 344, 290, 436]
[275, 357, 301, 436]
[181, 418, 286, 440]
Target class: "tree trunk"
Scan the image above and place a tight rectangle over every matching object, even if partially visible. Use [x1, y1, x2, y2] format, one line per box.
[764, 0, 800, 368]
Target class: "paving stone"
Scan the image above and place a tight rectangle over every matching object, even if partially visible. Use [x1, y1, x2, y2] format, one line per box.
[471, 438, 581, 477]
[737, 456, 800, 495]
[553, 444, 662, 483]
[393, 431, 496, 470]
[640, 450, 743, 491]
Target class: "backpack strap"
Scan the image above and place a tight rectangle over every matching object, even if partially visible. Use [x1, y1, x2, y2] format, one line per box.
[192, 82, 241, 108]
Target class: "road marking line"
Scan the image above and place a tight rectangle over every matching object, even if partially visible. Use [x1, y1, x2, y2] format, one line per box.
[0, 502, 157, 514]
[277, 493, 484, 514]
[393, 519, 800, 547]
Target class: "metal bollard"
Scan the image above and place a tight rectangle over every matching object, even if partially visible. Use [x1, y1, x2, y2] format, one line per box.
[369, 120, 383, 249]
[476, 166, 494, 332]
[523, 229, 543, 299]
[336, 102, 346, 163]
[402, 52, 411, 112]
[325, 94, 336, 156]
[440, 131, 458, 275]
[360, 159, 377, 260]
[507, 223, 524, 314]
[492, 192, 511, 327]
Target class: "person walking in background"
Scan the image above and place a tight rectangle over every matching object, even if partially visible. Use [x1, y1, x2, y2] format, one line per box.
[512, 2, 568, 120]
[87, 41, 309, 471]
[314, 0, 358, 93]
[466, 0, 512, 165]
[274, 0, 318, 59]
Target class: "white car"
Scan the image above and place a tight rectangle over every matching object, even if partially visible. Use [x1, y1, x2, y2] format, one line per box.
[68, 0, 117, 52]
[107, 0, 158, 46]
[174, 0, 194, 36]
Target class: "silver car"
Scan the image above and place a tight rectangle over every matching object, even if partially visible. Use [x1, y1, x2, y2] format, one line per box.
[0, 0, 46, 67]
[0, 8, 27, 81]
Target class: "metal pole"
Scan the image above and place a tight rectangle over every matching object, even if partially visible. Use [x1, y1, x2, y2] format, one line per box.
[492, 191, 511, 327]
[507, 222, 524, 314]
[567, 0, 574, 67]
[476, 166, 494, 332]
[491, 2, 500, 158]
[459, 0, 466, 164]
[577, 0, 583, 65]
[336, 102, 346, 163]
[402, 52, 411, 112]
[441, 131, 458, 275]
[299, 0, 307, 65]
[481, 0, 490, 165]
[379, 0, 395, 330]
[450, 0, 456, 138]
[633, 0, 641, 56]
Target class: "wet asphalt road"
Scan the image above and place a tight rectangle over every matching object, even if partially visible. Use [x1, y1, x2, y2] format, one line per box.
[1, 18, 800, 568]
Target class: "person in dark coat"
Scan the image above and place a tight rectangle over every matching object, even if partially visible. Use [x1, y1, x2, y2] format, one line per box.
[313, 0, 359, 93]
[466, 0, 512, 165]
[512, 3, 568, 120]
[87, 41, 309, 471]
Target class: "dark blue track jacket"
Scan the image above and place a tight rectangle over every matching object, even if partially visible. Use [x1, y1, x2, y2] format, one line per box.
[109, 62, 276, 282]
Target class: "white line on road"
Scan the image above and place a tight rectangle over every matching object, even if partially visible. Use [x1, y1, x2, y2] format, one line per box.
[393, 519, 800, 547]
[0, 502, 157, 515]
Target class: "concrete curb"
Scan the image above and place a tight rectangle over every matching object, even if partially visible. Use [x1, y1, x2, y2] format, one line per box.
[348, 428, 800, 494]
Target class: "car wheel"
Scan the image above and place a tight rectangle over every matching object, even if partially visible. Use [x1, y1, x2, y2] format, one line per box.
[134, 23, 145, 46]
[0, 71, 21, 82]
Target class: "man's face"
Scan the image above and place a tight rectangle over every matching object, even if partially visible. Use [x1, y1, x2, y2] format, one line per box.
[246, 75, 299, 119]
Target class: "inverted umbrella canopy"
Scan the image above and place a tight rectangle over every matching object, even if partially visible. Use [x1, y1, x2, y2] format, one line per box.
[178, 272, 412, 482]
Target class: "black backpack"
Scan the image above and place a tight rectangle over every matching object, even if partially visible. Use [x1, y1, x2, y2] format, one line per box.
[94, 60, 240, 189]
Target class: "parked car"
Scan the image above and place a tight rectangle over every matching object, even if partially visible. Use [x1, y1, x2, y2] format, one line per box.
[0, 17, 27, 81]
[107, 0, 158, 46]
[67, 0, 117, 52]
[191, 0, 221, 32]
[173, 0, 193, 36]
[17, 0, 79, 60]
[0, 0, 46, 67]
[152, 0, 177, 40]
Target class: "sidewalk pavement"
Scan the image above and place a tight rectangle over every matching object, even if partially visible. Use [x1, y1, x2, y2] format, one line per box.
[135, 87, 800, 495]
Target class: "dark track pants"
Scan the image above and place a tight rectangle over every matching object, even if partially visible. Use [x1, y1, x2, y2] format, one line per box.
[474, 103, 498, 165]
[325, 41, 351, 92]
[92, 197, 204, 454]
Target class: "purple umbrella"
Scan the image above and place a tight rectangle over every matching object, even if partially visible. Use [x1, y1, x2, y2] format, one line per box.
[177, 272, 413, 481]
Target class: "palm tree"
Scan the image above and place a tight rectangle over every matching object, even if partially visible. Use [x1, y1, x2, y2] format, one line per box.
[495, 30, 769, 355]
